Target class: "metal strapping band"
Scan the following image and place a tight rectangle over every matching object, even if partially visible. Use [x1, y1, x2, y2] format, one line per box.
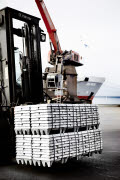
[73, 106, 75, 128]
[99, 130, 102, 150]
[85, 105, 88, 128]
[66, 105, 69, 129]
[30, 107, 32, 134]
[91, 105, 94, 127]
[81, 132, 84, 154]
[79, 105, 82, 128]
[60, 134, 63, 159]
[51, 105, 54, 129]
[76, 107, 78, 128]
[96, 106, 99, 126]
[78, 132, 80, 155]
[52, 135, 55, 161]
[94, 130, 96, 151]
[74, 132, 77, 157]
[67, 133, 70, 158]
[58, 105, 61, 129]
[88, 131, 90, 153]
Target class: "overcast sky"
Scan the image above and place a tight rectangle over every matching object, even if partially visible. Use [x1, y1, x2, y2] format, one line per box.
[1, 0, 120, 95]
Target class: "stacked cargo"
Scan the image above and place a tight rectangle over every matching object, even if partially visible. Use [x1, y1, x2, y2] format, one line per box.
[14, 104, 102, 167]
[16, 135, 32, 165]
[14, 106, 31, 134]
[15, 104, 99, 134]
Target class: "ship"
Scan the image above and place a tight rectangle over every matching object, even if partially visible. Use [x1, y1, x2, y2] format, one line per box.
[77, 76, 105, 101]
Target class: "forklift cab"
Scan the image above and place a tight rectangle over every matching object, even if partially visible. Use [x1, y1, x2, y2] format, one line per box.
[0, 7, 45, 107]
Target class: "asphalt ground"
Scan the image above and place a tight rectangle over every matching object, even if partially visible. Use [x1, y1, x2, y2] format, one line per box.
[0, 106, 120, 180]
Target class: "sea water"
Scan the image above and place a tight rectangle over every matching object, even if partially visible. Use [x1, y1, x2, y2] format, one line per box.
[93, 96, 120, 105]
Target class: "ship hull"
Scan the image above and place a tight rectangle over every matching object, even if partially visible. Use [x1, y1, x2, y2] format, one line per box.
[77, 77, 105, 101]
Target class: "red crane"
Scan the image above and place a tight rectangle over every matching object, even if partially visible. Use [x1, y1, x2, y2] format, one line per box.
[35, 0, 62, 54]
[35, 0, 82, 66]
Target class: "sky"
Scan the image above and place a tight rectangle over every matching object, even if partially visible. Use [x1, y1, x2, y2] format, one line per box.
[1, 0, 120, 95]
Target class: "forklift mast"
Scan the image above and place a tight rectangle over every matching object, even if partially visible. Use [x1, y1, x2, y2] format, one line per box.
[0, 7, 44, 108]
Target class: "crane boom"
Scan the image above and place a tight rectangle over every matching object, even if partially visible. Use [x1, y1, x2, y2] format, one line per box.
[35, 0, 62, 53]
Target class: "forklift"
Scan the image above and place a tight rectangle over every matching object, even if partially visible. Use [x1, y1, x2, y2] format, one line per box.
[0, 1, 91, 162]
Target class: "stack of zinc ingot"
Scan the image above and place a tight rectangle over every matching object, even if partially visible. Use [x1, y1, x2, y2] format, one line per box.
[14, 104, 102, 167]
[30, 104, 99, 134]
[14, 105, 31, 134]
[31, 130, 102, 167]
[16, 135, 32, 165]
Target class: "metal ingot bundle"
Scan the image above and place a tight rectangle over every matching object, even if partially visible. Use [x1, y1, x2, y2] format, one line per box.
[16, 135, 32, 165]
[14, 104, 99, 134]
[14, 104, 102, 167]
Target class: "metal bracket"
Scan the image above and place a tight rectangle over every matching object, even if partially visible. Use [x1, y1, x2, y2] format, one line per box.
[0, 58, 6, 62]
